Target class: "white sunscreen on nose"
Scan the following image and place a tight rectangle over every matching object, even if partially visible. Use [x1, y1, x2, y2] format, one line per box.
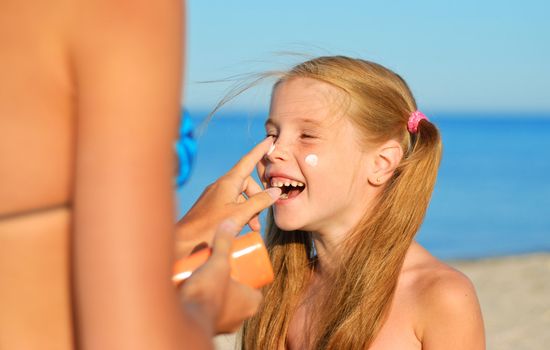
[305, 154, 318, 167]
[267, 143, 276, 155]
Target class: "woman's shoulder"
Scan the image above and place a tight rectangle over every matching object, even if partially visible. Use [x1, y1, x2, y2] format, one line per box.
[401, 243, 485, 349]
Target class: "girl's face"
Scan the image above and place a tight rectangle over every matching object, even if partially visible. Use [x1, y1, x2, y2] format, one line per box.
[258, 78, 374, 235]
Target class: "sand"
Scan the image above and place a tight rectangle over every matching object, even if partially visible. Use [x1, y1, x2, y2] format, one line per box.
[451, 253, 550, 350]
[215, 253, 550, 350]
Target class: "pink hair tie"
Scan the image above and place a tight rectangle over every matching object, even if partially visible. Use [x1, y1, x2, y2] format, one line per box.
[407, 111, 428, 134]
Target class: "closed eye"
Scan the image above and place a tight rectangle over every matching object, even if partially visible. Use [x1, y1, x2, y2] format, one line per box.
[301, 134, 316, 139]
[300, 127, 321, 140]
[265, 127, 279, 139]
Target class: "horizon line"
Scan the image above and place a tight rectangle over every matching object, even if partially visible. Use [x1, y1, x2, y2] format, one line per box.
[184, 108, 550, 119]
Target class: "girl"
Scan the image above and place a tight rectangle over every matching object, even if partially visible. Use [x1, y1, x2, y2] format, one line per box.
[243, 56, 485, 349]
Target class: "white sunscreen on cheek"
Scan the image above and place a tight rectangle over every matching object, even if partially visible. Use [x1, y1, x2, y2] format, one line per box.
[267, 143, 276, 155]
[305, 154, 318, 167]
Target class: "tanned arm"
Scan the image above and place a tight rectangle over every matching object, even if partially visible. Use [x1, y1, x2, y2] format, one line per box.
[71, 1, 211, 348]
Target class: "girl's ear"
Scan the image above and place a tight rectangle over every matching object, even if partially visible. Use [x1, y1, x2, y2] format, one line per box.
[368, 140, 403, 186]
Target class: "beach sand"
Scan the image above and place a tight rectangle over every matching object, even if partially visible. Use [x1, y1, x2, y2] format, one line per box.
[214, 253, 550, 350]
[451, 253, 550, 350]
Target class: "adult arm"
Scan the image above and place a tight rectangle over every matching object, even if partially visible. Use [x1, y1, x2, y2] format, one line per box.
[71, 1, 209, 348]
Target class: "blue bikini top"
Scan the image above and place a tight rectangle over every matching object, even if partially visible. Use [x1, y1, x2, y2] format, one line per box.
[174, 108, 197, 188]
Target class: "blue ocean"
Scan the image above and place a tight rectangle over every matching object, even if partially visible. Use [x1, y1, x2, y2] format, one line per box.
[176, 112, 550, 260]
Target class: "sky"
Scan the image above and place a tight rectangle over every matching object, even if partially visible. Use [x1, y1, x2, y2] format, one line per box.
[185, 0, 549, 114]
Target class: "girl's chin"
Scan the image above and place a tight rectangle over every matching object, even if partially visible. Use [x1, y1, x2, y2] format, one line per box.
[273, 218, 305, 232]
[274, 224, 300, 232]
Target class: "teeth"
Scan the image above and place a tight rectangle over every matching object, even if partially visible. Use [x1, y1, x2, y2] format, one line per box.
[270, 178, 306, 188]
[280, 193, 289, 199]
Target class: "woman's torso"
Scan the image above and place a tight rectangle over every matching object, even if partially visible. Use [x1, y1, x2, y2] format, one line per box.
[0, 1, 75, 348]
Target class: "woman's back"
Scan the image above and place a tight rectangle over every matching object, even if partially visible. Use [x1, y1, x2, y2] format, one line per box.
[1, 1, 276, 348]
[1, 1, 79, 348]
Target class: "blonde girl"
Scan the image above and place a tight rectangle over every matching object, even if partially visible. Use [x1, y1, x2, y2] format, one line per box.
[243, 56, 485, 349]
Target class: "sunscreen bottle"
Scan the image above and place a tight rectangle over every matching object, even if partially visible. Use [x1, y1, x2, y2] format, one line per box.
[173, 232, 274, 289]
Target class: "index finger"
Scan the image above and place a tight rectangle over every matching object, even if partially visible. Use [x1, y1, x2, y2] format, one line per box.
[225, 137, 274, 180]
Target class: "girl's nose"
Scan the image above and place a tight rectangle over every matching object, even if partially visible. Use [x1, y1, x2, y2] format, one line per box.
[265, 141, 290, 162]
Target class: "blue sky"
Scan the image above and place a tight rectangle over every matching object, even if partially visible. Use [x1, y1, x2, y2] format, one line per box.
[185, 0, 549, 114]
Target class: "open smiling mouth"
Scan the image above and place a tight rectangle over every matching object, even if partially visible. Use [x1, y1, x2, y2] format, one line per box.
[269, 178, 306, 200]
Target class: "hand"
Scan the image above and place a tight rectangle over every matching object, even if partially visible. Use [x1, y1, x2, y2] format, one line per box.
[176, 137, 281, 258]
[179, 220, 263, 335]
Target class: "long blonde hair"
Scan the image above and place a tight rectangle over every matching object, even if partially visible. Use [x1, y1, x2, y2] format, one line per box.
[241, 56, 442, 349]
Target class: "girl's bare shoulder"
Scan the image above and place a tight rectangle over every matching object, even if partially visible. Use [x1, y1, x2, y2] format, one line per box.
[400, 243, 485, 349]
[403, 243, 475, 298]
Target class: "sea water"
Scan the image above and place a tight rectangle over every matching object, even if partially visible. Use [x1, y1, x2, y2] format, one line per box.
[177, 111, 550, 260]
